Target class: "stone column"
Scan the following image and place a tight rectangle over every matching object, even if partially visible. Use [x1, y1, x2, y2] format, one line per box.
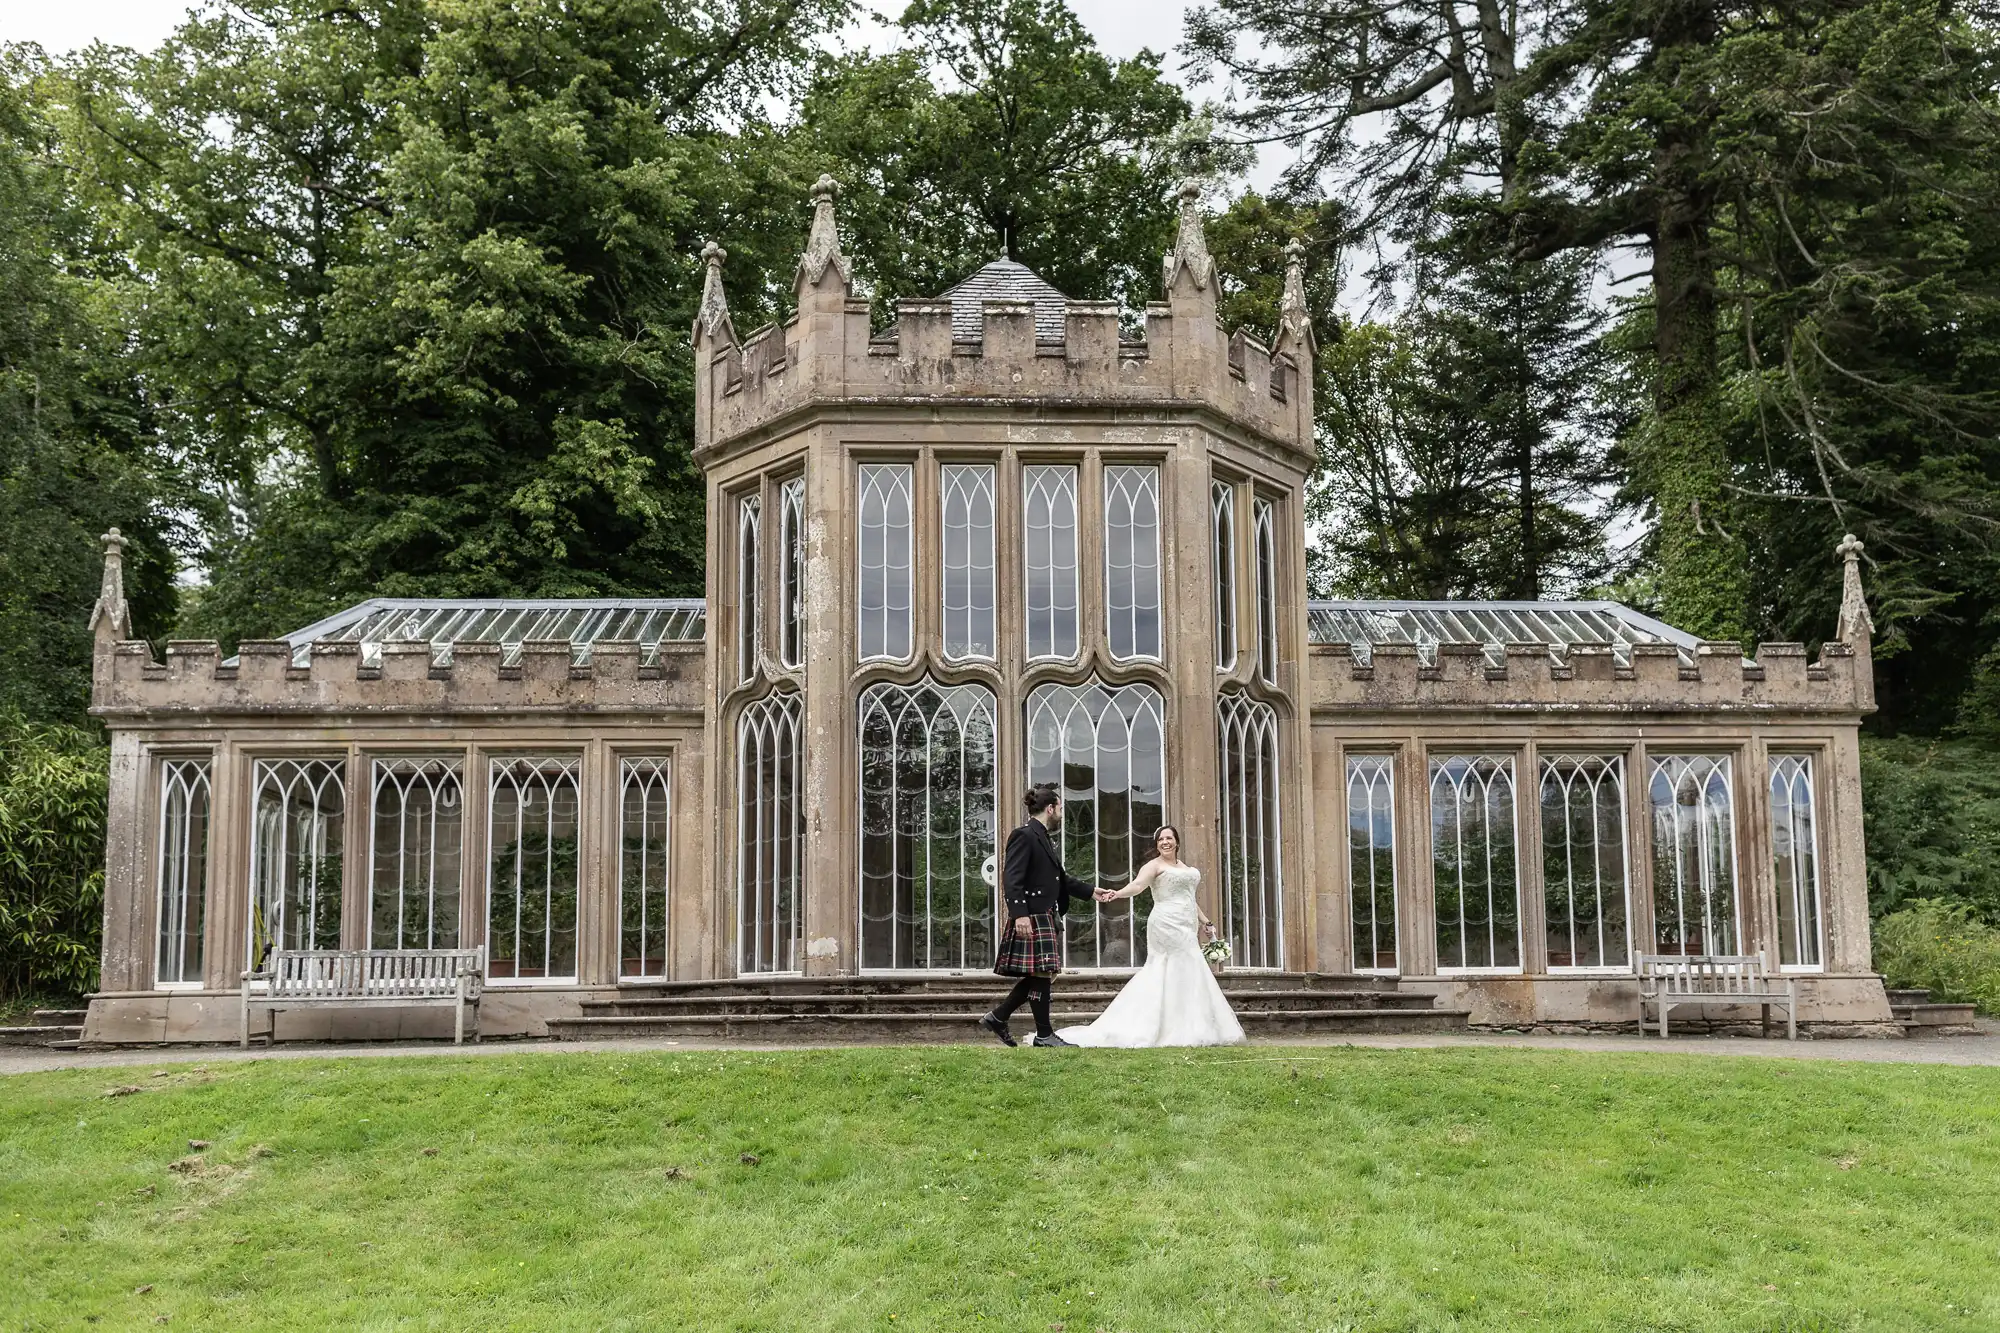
[98, 729, 148, 992]
[800, 422, 852, 976]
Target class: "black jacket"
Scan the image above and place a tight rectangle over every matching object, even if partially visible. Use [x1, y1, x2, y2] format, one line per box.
[1002, 819, 1095, 919]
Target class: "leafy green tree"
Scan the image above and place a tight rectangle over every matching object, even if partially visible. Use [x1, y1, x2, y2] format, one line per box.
[53, 0, 849, 647]
[799, 0, 1197, 310]
[0, 51, 179, 725]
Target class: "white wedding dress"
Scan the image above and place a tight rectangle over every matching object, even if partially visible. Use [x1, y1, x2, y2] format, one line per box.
[1058, 865, 1246, 1048]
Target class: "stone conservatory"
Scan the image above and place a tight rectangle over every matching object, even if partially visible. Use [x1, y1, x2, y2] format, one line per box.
[79, 178, 1893, 1043]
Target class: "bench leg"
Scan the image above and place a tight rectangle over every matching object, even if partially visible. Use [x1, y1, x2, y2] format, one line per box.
[454, 997, 465, 1046]
[1787, 983, 1797, 1040]
[241, 991, 250, 1050]
[1660, 1000, 1668, 1039]
[1762, 1003, 1770, 1038]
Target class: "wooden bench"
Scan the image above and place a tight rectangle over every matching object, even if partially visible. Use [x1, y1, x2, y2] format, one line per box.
[1637, 952, 1797, 1039]
[241, 947, 486, 1047]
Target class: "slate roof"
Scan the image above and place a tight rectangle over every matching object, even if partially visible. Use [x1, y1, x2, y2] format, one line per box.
[936, 258, 1071, 342]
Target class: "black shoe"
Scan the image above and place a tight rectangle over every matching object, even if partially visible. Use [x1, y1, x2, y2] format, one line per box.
[1032, 1033, 1075, 1048]
[978, 1012, 1018, 1047]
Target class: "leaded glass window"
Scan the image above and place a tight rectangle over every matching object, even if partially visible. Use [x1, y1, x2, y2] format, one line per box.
[859, 680, 999, 969]
[1104, 465, 1162, 660]
[369, 758, 463, 950]
[1431, 754, 1521, 971]
[1217, 693, 1282, 968]
[1023, 464, 1080, 660]
[620, 757, 672, 978]
[1770, 754, 1824, 969]
[739, 692, 804, 973]
[249, 759, 344, 968]
[1649, 755, 1738, 955]
[941, 464, 996, 661]
[779, 476, 805, 670]
[155, 758, 211, 986]
[1254, 498, 1278, 685]
[1347, 754, 1398, 972]
[1539, 755, 1630, 970]
[738, 493, 761, 681]
[487, 757, 580, 982]
[1212, 479, 1237, 671]
[858, 463, 914, 660]
[1025, 681, 1166, 968]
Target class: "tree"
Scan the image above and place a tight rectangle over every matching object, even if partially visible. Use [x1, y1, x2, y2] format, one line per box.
[52, 0, 851, 648]
[799, 0, 1199, 310]
[0, 51, 179, 725]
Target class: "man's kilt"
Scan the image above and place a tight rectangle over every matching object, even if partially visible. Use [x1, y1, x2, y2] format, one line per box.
[994, 911, 1063, 977]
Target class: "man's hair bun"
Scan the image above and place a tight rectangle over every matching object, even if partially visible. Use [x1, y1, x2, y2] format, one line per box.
[1023, 784, 1061, 816]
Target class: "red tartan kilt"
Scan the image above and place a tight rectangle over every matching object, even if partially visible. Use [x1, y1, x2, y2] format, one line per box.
[993, 912, 1063, 976]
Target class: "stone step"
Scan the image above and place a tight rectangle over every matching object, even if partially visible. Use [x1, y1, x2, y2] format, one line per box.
[579, 989, 1437, 1019]
[1892, 1001, 1980, 1034]
[606, 972, 1399, 999]
[547, 1006, 1472, 1043]
[1886, 988, 1934, 1007]
[31, 1008, 87, 1027]
[0, 1024, 84, 1047]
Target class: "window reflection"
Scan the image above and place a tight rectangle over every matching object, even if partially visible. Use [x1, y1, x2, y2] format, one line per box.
[1431, 754, 1521, 971]
[1104, 465, 1162, 660]
[778, 477, 804, 670]
[1539, 755, 1629, 969]
[1649, 754, 1737, 955]
[1212, 480, 1237, 671]
[488, 756, 582, 982]
[1770, 755, 1823, 968]
[1217, 693, 1281, 968]
[858, 464, 914, 660]
[1023, 464, 1079, 660]
[1254, 498, 1278, 685]
[739, 693, 804, 973]
[738, 493, 761, 681]
[1346, 755, 1398, 972]
[941, 464, 997, 660]
[1025, 681, 1166, 968]
[859, 680, 999, 969]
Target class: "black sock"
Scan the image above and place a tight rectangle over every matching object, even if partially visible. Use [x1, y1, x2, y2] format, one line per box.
[1027, 979, 1054, 1037]
[993, 977, 1034, 1022]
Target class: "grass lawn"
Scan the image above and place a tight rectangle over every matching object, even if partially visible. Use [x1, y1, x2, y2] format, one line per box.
[3, 1046, 1997, 1331]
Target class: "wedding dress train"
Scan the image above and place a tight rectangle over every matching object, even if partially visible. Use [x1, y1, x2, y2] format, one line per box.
[1057, 865, 1246, 1048]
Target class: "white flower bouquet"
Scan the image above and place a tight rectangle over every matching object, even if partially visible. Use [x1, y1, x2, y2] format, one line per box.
[1201, 935, 1232, 967]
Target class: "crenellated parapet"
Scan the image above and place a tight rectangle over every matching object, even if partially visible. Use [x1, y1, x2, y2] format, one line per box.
[1308, 639, 1868, 716]
[91, 638, 707, 718]
[692, 178, 1315, 464]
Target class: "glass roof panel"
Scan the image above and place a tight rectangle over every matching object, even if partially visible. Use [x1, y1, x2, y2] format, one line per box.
[1306, 599, 1698, 664]
[276, 598, 708, 667]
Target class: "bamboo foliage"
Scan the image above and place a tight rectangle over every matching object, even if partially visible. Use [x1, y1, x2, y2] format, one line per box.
[0, 718, 106, 998]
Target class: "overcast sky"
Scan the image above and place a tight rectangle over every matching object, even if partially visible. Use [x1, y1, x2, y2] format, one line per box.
[8, 1, 1186, 67]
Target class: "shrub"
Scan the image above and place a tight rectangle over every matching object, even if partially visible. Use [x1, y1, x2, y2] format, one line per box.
[1872, 900, 2000, 1014]
[1859, 736, 2000, 921]
[0, 715, 106, 1000]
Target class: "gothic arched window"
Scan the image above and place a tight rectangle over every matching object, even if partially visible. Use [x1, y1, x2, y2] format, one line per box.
[858, 680, 999, 970]
[249, 758, 345, 968]
[1025, 681, 1166, 969]
[1104, 465, 1162, 660]
[739, 692, 804, 973]
[1217, 693, 1282, 969]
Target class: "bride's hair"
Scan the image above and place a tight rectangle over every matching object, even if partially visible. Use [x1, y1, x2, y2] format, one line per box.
[1152, 825, 1182, 855]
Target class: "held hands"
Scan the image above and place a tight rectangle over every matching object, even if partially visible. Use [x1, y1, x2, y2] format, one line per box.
[1093, 887, 1118, 902]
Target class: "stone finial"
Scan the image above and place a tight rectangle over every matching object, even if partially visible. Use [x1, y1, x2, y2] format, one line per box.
[1161, 180, 1215, 294]
[89, 527, 132, 644]
[695, 241, 735, 345]
[1277, 238, 1316, 354]
[1836, 533, 1874, 642]
[795, 174, 852, 291]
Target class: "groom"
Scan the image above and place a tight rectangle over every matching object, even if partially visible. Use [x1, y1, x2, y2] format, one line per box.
[980, 784, 1109, 1048]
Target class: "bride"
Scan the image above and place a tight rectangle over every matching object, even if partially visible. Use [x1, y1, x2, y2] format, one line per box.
[1058, 825, 1246, 1048]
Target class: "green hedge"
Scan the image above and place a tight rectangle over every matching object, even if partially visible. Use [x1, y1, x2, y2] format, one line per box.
[0, 716, 106, 1000]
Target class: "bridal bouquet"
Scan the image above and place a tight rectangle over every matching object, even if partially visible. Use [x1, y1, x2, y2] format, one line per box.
[1201, 935, 1232, 966]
